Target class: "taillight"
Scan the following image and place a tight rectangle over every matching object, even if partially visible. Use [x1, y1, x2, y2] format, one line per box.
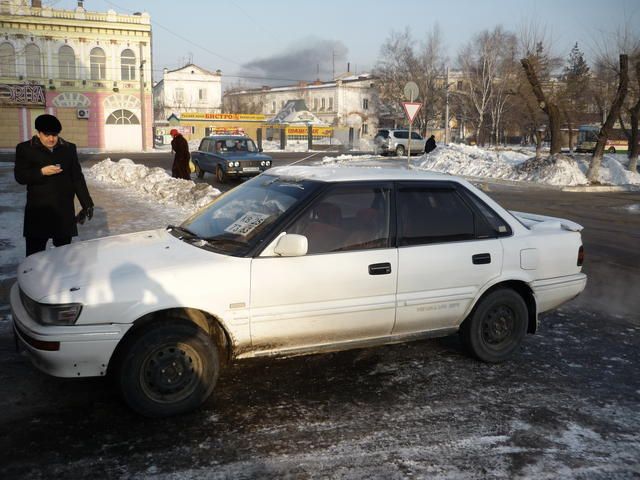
[577, 245, 584, 266]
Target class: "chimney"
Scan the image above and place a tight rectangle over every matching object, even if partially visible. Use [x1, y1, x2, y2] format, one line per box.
[77, 1, 84, 8]
[32, 0, 42, 7]
[347, 62, 350, 73]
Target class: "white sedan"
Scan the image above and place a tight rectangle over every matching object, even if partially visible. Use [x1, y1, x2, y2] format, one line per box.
[11, 166, 586, 417]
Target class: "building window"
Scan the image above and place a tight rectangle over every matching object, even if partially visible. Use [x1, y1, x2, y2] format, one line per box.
[199, 88, 207, 101]
[120, 48, 136, 81]
[106, 109, 140, 125]
[58, 45, 75, 79]
[25, 44, 42, 78]
[362, 98, 369, 110]
[90, 47, 106, 80]
[362, 123, 368, 135]
[456, 80, 463, 90]
[0, 42, 16, 77]
[175, 88, 184, 103]
[313, 98, 318, 111]
[329, 97, 333, 111]
[321, 98, 326, 110]
[271, 101, 276, 113]
[281, 100, 285, 108]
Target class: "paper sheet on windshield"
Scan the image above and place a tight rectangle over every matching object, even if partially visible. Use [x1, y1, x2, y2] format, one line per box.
[224, 212, 270, 236]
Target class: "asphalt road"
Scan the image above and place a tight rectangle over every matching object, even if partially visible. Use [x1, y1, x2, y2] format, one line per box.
[0, 152, 638, 478]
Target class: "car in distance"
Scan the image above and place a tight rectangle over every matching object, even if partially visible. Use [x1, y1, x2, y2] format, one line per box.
[11, 166, 587, 417]
[190, 135, 272, 183]
[374, 129, 427, 156]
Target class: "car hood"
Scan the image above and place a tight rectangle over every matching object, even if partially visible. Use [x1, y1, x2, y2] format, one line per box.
[17, 229, 206, 301]
[216, 151, 272, 161]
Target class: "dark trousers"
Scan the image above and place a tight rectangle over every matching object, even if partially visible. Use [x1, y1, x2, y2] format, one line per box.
[26, 236, 71, 257]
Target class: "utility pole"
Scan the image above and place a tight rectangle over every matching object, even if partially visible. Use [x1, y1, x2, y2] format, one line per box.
[444, 67, 450, 144]
[139, 43, 147, 151]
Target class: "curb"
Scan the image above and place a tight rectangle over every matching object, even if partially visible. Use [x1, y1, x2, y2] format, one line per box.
[561, 185, 640, 193]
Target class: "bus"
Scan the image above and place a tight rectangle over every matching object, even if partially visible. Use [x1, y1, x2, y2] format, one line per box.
[576, 125, 633, 154]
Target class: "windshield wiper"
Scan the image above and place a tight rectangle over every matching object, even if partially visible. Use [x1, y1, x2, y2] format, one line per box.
[167, 225, 200, 239]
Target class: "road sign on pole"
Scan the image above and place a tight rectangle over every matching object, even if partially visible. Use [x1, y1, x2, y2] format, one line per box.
[402, 102, 422, 124]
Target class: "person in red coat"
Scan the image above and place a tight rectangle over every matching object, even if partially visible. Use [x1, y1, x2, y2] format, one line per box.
[14, 114, 94, 256]
[170, 129, 191, 180]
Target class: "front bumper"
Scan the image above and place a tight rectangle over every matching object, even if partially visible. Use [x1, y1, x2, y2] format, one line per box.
[10, 283, 130, 378]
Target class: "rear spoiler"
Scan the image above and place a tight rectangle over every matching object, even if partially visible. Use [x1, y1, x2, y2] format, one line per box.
[510, 211, 584, 232]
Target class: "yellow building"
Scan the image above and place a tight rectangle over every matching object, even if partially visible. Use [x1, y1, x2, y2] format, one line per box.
[0, 0, 152, 150]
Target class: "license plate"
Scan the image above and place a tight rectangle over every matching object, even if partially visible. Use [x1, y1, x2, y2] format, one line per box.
[242, 167, 259, 172]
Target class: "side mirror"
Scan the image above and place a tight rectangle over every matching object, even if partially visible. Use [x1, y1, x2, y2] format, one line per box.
[273, 234, 308, 257]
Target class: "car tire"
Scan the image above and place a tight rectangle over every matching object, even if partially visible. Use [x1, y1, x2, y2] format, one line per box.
[196, 163, 205, 179]
[216, 165, 227, 184]
[608, 147, 616, 154]
[395, 145, 405, 156]
[115, 319, 219, 417]
[460, 289, 528, 363]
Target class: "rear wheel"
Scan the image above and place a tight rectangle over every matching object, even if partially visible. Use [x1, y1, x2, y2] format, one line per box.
[115, 320, 219, 417]
[395, 145, 405, 156]
[608, 146, 616, 154]
[195, 163, 204, 179]
[461, 289, 528, 363]
[216, 165, 227, 184]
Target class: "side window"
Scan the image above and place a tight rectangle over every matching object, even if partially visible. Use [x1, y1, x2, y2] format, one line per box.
[462, 190, 512, 237]
[411, 132, 422, 140]
[398, 187, 475, 246]
[287, 186, 391, 254]
[395, 131, 408, 139]
[199, 139, 210, 152]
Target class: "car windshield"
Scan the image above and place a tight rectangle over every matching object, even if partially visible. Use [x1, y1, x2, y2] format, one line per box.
[177, 174, 320, 255]
[215, 138, 258, 153]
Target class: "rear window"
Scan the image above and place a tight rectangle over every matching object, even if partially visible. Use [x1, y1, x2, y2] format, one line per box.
[376, 130, 389, 139]
[394, 131, 409, 139]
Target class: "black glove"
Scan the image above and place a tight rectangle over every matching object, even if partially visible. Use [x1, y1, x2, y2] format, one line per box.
[76, 206, 94, 225]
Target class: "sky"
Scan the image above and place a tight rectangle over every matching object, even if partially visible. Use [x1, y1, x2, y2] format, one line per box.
[47, 0, 639, 89]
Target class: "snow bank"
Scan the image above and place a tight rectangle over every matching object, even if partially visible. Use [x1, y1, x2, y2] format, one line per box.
[86, 158, 221, 213]
[413, 144, 640, 186]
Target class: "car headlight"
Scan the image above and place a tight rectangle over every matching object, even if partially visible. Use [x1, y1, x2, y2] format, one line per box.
[260, 160, 265, 166]
[20, 289, 82, 325]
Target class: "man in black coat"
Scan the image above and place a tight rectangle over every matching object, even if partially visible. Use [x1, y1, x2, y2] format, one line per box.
[170, 128, 191, 180]
[14, 114, 94, 256]
[424, 135, 437, 154]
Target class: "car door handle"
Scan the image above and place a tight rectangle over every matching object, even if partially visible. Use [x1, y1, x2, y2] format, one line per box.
[369, 263, 392, 275]
[472, 253, 491, 265]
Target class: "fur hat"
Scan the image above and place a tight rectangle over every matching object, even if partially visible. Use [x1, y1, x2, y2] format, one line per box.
[35, 114, 62, 134]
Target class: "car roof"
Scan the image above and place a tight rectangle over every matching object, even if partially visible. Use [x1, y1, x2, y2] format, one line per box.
[267, 166, 456, 183]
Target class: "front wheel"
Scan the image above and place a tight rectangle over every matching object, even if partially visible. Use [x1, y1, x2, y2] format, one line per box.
[216, 165, 227, 184]
[608, 146, 616, 154]
[115, 320, 219, 417]
[195, 163, 205, 179]
[460, 289, 528, 363]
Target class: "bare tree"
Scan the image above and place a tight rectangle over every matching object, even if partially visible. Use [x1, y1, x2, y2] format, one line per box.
[521, 55, 563, 154]
[628, 59, 640, 172]
[374, 27, 447, 133]
[488, 32, 519, 145]
[587, 54, 629, 182]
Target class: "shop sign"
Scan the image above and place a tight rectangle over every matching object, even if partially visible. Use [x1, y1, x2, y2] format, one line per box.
[0, 83, 46, 106]
[180, 112, 266, 121]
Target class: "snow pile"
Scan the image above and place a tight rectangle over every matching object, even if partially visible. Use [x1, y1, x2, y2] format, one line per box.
[86, 158, 221, 213]
[416, 144, 523, 180]
[515, 154, 589, 186]
[411, 144, 639, 186]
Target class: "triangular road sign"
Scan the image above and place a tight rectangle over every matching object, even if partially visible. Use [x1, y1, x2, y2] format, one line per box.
[402, 102, 422, 124]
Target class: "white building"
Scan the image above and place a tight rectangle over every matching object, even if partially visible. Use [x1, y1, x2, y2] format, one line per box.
[224, 73, 379, 138]
[153, 63, 222, 121]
